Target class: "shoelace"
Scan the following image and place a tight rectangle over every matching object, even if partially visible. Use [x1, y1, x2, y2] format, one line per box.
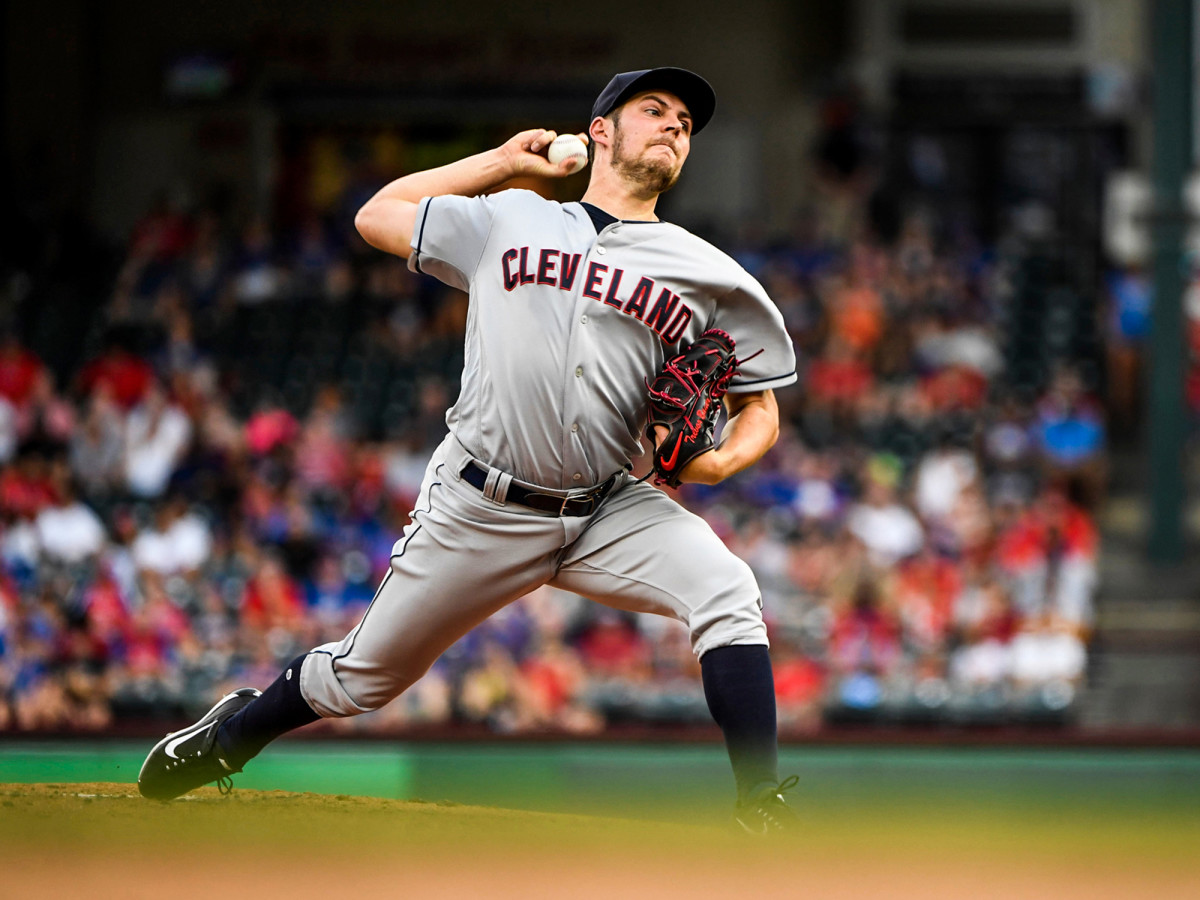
[750, 775, 801, 831]
[773, 774, 799, 797]
[200, 711, 238, 796]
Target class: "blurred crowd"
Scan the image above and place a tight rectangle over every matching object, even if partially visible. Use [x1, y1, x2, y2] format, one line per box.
[0, 176, 1103, 736]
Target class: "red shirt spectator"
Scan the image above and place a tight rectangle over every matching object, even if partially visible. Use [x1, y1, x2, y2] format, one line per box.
[128, 196, 195, 263]
[122, 587, 190, 675]
[241, 557, 306, 630]
[774, 655, 825, 706]
[0, 571, 18, 622]
[520, 653, 575, 716]
[0, 339, 45, 409]
[920, 365, 989, 411]
[996, 490, 1097, 573]
[807, 343, 874, 405]
[84, 574, 130, 648]
[829, 585, 902, 675]
[0, 460, 59, 517]
[79, 349, 154, 410]
[245, 407, 299, 456]
[576, 616, 650, 678]
[1042, 494, 1098, 558]
[965, 584, 1019, 644]
[891, 550, 962, 651]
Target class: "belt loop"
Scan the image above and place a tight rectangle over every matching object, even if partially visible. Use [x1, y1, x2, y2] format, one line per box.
[481, 466, 514, 506]
[493, 471, 513, 505]
[482, 467, 501, 503]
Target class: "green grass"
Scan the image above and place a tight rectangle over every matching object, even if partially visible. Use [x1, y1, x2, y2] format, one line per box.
[2, 740, 1198, 830]
[2, 744, 1197, 900]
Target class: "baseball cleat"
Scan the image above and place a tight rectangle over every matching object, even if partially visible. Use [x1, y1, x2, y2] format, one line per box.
[733, 775, 801, 834]
[137, 688, 261, 801]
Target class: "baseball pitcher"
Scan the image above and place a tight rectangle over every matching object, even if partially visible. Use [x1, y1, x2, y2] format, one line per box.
[139, 67, 800, 833]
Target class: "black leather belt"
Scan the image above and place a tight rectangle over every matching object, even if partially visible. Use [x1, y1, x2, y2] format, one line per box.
[461, 461, 619, 517]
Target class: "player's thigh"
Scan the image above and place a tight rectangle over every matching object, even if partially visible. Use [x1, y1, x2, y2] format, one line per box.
[303, 460, 560, 715]
[551, 481, 766, 658]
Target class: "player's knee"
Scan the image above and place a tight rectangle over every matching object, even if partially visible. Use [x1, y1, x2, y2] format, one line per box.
[686, 558, 767, 657]
[343, 668, 426, 713]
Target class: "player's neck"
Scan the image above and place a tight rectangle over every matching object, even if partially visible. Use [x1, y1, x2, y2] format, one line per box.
[581, 175, 660, 222]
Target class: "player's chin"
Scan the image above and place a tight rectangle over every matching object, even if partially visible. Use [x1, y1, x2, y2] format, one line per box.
[619, 156, 680, 195]
[643, 160, 682, 192]
[656, 168, 683, 193]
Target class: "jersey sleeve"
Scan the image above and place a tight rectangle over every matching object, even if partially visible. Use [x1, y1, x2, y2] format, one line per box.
[406, 193, 500, 292]
[713, 274, 798, 393]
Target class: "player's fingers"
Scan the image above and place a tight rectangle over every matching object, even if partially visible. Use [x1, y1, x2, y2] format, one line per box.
[528, 130, 558, 154]
[506, 129, 552, 154]
[652, 425, 669, 448]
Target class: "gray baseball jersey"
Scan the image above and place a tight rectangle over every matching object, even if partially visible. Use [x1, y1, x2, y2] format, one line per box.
[409, 189, 796, 488]
[300, 189, 797, 718]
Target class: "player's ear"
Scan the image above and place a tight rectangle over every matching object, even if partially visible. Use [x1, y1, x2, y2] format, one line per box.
[589, 116, 611, 153]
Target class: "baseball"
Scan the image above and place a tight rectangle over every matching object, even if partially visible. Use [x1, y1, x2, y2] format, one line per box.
[547, 134, 588, 174]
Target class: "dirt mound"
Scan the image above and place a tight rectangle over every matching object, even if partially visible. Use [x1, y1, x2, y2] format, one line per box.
[1, 783, 1195, 900]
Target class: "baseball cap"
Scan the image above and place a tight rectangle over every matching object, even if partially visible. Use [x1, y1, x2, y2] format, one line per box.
[590, 67, 716, 134]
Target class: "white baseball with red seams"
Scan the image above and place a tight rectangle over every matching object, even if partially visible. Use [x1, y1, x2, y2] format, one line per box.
[547, 134, 589, 174]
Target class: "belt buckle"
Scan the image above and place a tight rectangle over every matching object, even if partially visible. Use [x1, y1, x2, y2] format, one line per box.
[559, 474, 615, 517]
[561, 489, 597, 517]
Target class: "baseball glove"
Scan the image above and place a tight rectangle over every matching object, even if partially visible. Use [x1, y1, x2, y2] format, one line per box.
[644, 328, 742, 488]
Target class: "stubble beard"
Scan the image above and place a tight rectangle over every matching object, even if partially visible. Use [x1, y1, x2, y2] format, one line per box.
[611, 130, 681, 198]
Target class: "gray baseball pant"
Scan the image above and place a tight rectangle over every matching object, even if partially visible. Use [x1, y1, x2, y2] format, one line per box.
[300, 434, 767, 718]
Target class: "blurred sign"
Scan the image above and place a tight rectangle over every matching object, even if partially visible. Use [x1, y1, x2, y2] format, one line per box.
[1102, 170, 1200, 266]
[1103, 171, 1151, 265]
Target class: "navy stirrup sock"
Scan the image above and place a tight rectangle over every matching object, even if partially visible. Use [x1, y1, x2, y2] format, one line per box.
[700, 644, 780, 802]
[217, 654, 320, 769]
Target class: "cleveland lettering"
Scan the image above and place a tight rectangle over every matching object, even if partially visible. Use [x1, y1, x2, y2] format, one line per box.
[500, 248, 693, 342]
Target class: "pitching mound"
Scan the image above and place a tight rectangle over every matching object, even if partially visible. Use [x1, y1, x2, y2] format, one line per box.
[2, 782, 1196, 899]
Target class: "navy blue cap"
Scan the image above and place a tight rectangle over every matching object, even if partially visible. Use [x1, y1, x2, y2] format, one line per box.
[590, 67, 716, 134]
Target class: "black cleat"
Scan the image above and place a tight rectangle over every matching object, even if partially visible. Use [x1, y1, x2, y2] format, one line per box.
[733, 775, 800, 834]
[137, 688, 261, 801]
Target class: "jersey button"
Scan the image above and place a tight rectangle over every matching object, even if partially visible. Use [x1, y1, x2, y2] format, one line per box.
[571, 423, 579, 433]
[573, 473, 583, 481]
[596, 246, 607, 255]
[575, 366, 583, 377]
[580, 315, 588, 324]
